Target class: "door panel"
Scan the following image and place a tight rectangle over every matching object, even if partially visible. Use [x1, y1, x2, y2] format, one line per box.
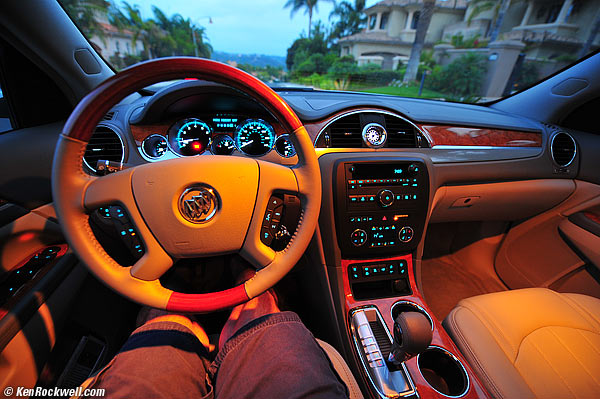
[495, 180, 600, 297]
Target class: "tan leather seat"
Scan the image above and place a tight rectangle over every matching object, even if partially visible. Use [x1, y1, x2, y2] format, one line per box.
[443, 288, 600, 399]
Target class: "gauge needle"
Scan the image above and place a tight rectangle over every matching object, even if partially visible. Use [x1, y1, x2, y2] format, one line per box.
[240, 140, 254, 148]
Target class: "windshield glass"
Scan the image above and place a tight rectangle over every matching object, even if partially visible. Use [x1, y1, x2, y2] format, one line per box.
[62, 0, 599, 103]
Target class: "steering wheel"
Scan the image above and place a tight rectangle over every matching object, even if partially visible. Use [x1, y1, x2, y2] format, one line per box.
[51, 58, 321, 313]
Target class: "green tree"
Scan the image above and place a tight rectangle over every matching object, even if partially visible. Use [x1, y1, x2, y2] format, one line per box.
[428, 53, 487, 97]
[467, 0, 511, 41]
[146, 6, 212, 58]
[403, 0, 435, 84]
[62, 0, 109, 41]
[110, 2, 153, 59]
[329, 0, 367, 40]
[286, 22, 329, 70]
[284, 0, 333, 38]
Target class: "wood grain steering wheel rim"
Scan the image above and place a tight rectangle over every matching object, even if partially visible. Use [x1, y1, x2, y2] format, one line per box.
[52, 58, 321, 312]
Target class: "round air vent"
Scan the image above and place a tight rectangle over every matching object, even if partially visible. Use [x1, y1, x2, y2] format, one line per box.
[83, 125, 125, 173]
[550, 132, 576, 167]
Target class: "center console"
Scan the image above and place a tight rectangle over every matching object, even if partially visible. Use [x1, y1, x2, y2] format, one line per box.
[318, 154, 490, 399]
[334, 160, 429, 258]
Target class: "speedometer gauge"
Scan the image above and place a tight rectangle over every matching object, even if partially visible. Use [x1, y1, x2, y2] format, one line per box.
[234, 119, 275, 156]
[168, 118, 212, 156]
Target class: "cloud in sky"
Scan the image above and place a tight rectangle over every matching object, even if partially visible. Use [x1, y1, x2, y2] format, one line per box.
[132, 0, 379, 56]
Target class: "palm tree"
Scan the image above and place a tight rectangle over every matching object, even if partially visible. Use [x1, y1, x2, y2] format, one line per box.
[403, 0, 436, 84]
[62, 0, 109, 42]
[284, 0, 333, 38]
[110, 2, 153, 59]
[329, 0, 366, 39]
[467, 0, 511, 41]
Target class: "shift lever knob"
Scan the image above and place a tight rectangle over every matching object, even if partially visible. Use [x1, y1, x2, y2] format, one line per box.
[388, 311, 432, 365]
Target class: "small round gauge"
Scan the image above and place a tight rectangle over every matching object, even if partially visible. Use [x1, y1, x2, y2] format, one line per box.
[275, 134, 296, 158]
[168, 118, 212, 156]
[234, 119, 275, 157]
[211, 134, 236, 155]
[362, 123, 387, 148]
[141, 134, 168, 159]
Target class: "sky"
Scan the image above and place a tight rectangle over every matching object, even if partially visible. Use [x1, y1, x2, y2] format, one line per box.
[132, 0, 380, 57]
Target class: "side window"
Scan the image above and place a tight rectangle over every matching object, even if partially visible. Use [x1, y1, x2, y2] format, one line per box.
[0, 38, 71, 131]
[0, 83, 13, 133]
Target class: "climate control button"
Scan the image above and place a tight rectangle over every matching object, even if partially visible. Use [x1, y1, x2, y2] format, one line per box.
[351, 229, 368, 247]
[398, 226, 414, 243]
[378, 189, 395, 207]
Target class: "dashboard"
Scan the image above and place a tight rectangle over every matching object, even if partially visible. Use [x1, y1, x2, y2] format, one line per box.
[81, 80, 583, 188]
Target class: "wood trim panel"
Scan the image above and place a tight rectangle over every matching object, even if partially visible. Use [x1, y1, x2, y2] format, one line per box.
[420, 125, 542, 147]
[340, 255, 490, 399]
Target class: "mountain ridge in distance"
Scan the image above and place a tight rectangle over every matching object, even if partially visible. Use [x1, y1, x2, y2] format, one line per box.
[212, 50, 286, 69]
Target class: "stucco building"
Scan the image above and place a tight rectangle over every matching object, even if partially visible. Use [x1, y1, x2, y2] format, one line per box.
[340, 0, 600, 69]
[89, 11, 144, 61]
[339, 0, 468, 69]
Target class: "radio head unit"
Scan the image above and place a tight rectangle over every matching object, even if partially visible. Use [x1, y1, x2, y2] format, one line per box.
[334, 160, 430, 257]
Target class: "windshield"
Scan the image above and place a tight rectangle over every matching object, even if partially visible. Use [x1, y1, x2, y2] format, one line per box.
[62, 0, 599, 103]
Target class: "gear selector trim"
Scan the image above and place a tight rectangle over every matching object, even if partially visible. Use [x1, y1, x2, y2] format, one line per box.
[349, 306, 417, 398]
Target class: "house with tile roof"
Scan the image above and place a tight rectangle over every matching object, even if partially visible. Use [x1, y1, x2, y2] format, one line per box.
[89, 11, 144, 61]
[339, 0, 600, 70]
[339, 0, 468, 69]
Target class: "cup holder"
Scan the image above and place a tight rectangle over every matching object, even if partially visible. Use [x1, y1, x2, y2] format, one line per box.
[391, 301, 434, 331]
[417, 347, 469, 397]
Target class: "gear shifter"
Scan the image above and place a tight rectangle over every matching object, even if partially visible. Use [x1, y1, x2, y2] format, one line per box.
[388, 311, 432, 365]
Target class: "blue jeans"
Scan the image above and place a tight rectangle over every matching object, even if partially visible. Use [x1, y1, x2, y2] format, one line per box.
[85, 311, 348, 398]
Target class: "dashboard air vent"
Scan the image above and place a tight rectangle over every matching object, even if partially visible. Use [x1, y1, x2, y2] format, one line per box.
[328, 114, 362, 148]
[384, 115, 417, 148]
[550, 132, 576, 167]
[83, 126, 124, 172]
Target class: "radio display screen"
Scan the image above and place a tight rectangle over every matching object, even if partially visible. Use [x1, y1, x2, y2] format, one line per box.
[352, 163, 407, 179]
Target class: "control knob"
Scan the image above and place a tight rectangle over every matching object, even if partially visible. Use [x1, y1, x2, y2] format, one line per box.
[408, 163, 420, 176]
[399, 226, 414, 243]
[378, 189, 394, 207]
[350, 229, 367, 247]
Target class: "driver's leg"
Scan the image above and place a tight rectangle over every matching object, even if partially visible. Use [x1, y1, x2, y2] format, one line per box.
[82, 311, 214, 399]
[210, 288, 348, 399]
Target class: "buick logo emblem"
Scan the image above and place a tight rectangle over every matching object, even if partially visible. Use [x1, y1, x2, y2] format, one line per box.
[179, 186, 218, 223]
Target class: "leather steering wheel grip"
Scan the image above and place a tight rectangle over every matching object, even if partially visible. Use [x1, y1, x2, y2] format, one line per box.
[51, 58, 321, 312]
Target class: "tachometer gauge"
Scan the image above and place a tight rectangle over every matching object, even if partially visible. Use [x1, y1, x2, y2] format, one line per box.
[275, 134, 296, 158]
[141, 134, 168, 159]
[234, 119, 275, 156]
[211, 134, 235, 155]
[168, 118, 212, 156]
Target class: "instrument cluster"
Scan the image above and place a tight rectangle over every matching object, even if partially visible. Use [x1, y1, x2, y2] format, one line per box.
[138, 114, 296, 161]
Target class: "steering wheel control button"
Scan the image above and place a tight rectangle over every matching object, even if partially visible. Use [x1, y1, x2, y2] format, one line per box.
[399, 226, 414, 243]
[378, 189, 395, 207]
[90, 206, 145, 260]
[351, 229, 367, 247]
[260, 228, 274, 246]
[179, 186, 218, 224]
[261, 195, 287, 247]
